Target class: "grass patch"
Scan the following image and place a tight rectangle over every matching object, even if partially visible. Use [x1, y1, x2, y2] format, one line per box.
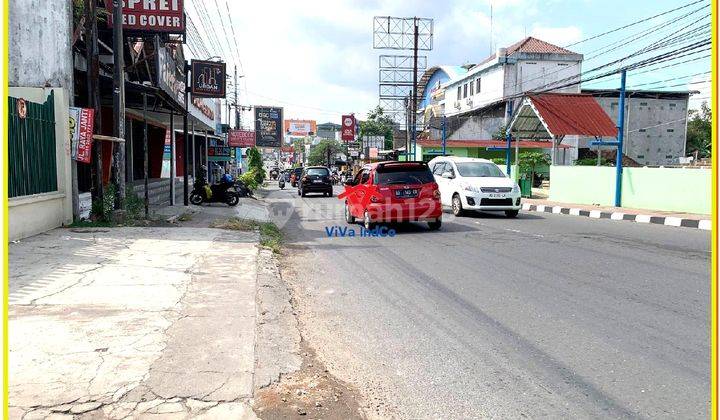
[211, 217, 283, 253]
[177, 212, 194, 222]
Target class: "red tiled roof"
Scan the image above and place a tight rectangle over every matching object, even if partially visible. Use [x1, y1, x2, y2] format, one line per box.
[528, 93, 618, 137]
[476, 37, 578, 67]
[417, 139, 571, 149]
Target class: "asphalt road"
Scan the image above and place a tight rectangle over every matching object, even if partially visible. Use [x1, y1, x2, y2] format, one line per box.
[265, 184, 710, 419]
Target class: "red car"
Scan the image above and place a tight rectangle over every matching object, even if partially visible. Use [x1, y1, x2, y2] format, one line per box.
[342, 161, 442, 230]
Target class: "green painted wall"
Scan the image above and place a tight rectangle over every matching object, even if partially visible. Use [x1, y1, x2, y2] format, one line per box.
[549, 166, 711, 214]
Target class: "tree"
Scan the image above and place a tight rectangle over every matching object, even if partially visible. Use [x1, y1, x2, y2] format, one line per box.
[686, 102, 711, 159]
[307, 139, 345, 166]
[359, 106, 395, 149]
[492, 124, 506, 140]
[246, 147, 265, 183]
[518, 151, 550, 186]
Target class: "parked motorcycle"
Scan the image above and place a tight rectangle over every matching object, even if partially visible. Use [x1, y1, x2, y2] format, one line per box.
[234, 179, 253, 197]
[189, 178, 239, 206]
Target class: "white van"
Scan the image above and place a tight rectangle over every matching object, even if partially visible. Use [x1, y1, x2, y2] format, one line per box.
[428, 156, 521, 218]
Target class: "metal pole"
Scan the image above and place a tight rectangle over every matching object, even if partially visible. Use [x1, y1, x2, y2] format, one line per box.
[411, 17, 419, 161]
[505, 101, 513, 176]
[234, 65, 239, 129]
[191, 120, 196, 179]
[112, 0, 126, 209]
[204, 130, 209, 176]
[441, 115, 447, 156]
[143, 93, 149, 217]
[614, 69, 627, 207]
[170, 111, 175, 205]
[86, 0, 103, 202]
[183, 61, 190, 206]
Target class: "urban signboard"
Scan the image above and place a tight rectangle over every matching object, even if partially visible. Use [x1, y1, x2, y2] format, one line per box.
[190, 60, 226, 98]
[69, 107, 94, 164]
[156, 38, 186, 109]
[107, 0, 185, 34]
[228, 129, 256, 147]
[341, 114, 355, 142]
[284, 119, 317, 136]
[255, 106, 283, 148]
[208, 146, 232, 162]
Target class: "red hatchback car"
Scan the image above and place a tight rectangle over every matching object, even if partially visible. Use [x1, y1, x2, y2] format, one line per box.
[343, 161, 442, 230]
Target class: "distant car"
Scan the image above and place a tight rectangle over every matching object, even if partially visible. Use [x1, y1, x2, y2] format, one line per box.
[343, 161, 442, 230]
[298, 166, 333, 197]
[428, 156, 521, 218]
[290, 167, 303, 187]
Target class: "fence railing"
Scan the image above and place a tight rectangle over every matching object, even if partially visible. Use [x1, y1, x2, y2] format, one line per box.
[8, 92, 57, 198]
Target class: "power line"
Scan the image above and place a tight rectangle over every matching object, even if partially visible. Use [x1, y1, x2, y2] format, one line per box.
[564, 0, 708, 47]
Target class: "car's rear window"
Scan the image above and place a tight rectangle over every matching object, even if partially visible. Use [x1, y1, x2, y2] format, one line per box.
[374, 164, 434, 185]
[306, 168, 329, 176]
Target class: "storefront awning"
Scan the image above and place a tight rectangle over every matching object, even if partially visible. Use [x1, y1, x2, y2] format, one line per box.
[417, 139, 571, 149]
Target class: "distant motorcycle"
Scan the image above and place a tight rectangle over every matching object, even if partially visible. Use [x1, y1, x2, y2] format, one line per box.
[279, 177, 286, 189]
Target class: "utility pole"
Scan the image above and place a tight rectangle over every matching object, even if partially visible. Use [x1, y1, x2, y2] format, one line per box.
[441, 115, 447, 156]
[85, 0, 102, 202]
[614, 69, 627, 207]
[234, 65, 239, 129]
[505, 101, 513, 176]
[112, 0, 126, 209]
[183, 61, 190, 206]
[411, 17, 419, 161]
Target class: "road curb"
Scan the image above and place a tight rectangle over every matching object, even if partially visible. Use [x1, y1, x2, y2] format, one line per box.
[521, 203, 711, 230]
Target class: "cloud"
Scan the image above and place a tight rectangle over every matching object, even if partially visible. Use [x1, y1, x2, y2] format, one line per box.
[688, 75, 710, 111]
[530, 25, 583, 47]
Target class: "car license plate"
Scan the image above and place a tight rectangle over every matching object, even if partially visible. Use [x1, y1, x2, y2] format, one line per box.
[395, 189, 418, 198]
[313, 179, 322, 183]
[488, 193, 506, 198]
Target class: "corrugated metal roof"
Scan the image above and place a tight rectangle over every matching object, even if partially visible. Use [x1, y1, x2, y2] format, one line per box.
[417, 139, 572, 149]
[509, 93, 617, 138]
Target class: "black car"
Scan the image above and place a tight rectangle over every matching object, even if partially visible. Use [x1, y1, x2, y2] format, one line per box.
[298, 166, 333, 197]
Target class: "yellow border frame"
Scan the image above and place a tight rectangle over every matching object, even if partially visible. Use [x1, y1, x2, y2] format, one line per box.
[712, 0, 718, 417]
[0, 2, 718, 420]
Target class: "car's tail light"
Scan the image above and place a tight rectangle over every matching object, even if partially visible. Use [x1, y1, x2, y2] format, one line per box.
[433, 189, 441, 199]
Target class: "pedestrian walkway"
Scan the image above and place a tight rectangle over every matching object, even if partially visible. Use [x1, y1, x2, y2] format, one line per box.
[9, 226, 260, 419]
[522, 197, 711, 229]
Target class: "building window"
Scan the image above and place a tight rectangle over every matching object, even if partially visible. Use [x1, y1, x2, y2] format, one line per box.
[639, 102, 648, 106]
[469, 80, 474, 95]
[476, 78, 481, 93]
[557, 63, 568, 67]
[611, 102, 618, 107]
[639, 129, 646, 132]
[457, 86, 461, 99]
[665, 155, 673, 159]
[667, 129, 674, 132]
[463, 83, 468, 98]
[637, 155, 645, 159]
[669, 103, 676, 107]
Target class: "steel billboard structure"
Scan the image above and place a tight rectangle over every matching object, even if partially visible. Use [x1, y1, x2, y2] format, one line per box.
[373, 17, 433, 159]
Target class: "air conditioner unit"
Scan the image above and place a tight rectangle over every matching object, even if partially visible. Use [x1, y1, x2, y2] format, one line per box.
[453, 101, 461, 109]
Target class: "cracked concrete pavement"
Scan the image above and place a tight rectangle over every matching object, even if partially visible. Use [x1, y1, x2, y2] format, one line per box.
[9, 226, 263, 419]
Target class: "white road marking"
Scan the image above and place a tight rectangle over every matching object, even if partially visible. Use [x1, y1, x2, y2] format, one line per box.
[699, 220, 712, 230]
[635, 215, 651, 223]
[569, 208, 581, 216]
[611, 213, 624, 220]
[552, 206, 562, 214]
[664, 217, 682, 227]
[589, 210, 602, 218]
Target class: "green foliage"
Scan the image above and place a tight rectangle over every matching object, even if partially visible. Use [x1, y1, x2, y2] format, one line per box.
[239, 169, 260, 190]
[308, 139, 345, 166]
[492, 124, 507, 140]
[574, 157, 613, 166]
[91, 183, 116, 222]
[490, 157, 506, 166]
[246, 147, 265, 184]
[359, 106, 394, 149]
[518, 151, 551, 184]
[124, 186, 145, 219]
[686, 102, 711, 159]
[210, 218, 283, 253]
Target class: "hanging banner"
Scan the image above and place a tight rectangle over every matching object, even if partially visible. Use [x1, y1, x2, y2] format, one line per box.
[190, 60, 226, 98]
[341, 114, 355, 142]
[69, 107, 94, 164]
[255, 106, 284, 148]
[228, 129, 256, 147]
[284, 119, 317, 136]
[156, 38, 186, 109]
[107, 0, 185, 34]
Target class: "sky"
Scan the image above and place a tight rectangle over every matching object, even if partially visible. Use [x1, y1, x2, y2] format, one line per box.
[186, 0, 712, 126]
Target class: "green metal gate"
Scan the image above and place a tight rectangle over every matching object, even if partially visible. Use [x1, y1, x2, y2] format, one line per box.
[8, 92, 58, 198]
